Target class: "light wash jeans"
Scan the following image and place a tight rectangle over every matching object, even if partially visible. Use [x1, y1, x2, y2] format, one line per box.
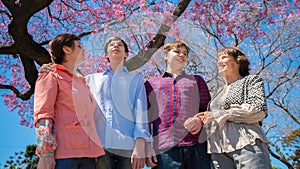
[211, 140, 272, 169]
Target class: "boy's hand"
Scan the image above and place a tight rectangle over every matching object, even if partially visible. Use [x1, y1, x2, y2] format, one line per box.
[184, 116, 203, 135]
[131, 138, 146, 169]
[40, 63, 55, 73]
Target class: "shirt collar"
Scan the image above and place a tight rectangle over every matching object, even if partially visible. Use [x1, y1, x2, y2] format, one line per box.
[55, 64, 86, 81]
[55, 64, 73, 77]
[162, 71, 186, 78]
[103, 65, 128, 75]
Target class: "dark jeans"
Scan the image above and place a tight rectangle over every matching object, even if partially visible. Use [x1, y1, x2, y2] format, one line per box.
[153, 142, 211, 169]
[96, 149, 132, 169]
[55, 157, 96, 169]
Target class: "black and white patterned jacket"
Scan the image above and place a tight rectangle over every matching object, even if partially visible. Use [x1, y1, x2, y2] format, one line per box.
[212, 74, 267, 113]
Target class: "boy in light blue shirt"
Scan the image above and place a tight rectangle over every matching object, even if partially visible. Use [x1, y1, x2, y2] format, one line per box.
[86, 37, 152, 169]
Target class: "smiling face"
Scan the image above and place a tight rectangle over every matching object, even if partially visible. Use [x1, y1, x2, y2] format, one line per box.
[217, 53, 240, 77]
[164, 46, 188, 72]
[217, 47, 250, 79]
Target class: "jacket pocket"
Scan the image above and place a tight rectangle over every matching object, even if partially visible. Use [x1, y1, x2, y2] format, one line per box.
[65, 124, 90, 149]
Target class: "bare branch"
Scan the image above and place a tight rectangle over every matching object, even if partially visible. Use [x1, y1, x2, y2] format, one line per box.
[265, 123, 277, 135]
[269, 142, 294, 169]
[203, 25, 226, 48]
[270, 94, 300, 125]
[266, 65, 300, 98]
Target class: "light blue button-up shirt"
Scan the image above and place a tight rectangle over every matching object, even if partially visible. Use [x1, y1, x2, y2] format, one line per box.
[86, 66, 151, 150]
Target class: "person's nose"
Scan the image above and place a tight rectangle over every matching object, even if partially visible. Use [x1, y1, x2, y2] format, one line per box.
[217, 58, 222, 64]
[179, 53, 186, 58]
[113, 43, 119, 48]
[217, 60, 224, 67]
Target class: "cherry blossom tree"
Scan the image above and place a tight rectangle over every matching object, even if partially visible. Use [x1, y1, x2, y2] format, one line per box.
[0, 0, 191, 126]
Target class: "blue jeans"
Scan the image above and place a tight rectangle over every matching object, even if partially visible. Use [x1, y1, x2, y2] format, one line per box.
[96, 149, 132, 169]
[153, 142, 212, 169]
[211, 140, 272, 169]
[55, 157, 96, 169]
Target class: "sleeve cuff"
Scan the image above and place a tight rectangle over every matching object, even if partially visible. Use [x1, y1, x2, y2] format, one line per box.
[134, 131, 153, 142]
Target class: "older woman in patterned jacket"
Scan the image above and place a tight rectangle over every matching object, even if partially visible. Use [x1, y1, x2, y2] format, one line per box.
[189, 47, 272, 169]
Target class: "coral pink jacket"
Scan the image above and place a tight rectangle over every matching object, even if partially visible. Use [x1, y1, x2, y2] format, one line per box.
[34, 64, 105, 159]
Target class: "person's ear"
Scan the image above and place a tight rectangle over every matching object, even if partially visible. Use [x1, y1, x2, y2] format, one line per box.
[62, 46, 71, 54]
[124, 52, 129, 59]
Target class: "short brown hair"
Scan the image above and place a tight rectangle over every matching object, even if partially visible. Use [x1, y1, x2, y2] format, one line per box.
[163, 40, 190, 55]
[218, 47, 250, 77]
[49, 34, 80, 64]
[104, 36, 129, 54]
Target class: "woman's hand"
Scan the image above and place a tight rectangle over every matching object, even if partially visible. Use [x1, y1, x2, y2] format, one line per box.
[37, 155, 55, 169]
[196, 111, 214, 128]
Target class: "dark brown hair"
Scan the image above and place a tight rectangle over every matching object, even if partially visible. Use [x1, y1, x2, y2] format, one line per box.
[49, 34, 80, 64]
[218, 47, 250, 77]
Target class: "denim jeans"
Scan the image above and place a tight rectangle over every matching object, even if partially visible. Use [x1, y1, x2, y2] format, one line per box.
[96, 149, 132, 169]
[153, 142, 211, 169]
[211, 140, 272, 169]
[55, 157, 96, 169]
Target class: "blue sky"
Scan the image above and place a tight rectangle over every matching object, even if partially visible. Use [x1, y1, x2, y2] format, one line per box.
[0, 103, 36, 167]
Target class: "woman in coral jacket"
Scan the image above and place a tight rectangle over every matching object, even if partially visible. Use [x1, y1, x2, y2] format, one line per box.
[34, 34, 104, 169]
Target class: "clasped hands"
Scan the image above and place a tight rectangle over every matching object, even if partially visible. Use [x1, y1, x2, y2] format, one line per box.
[184, 111, 214, 134]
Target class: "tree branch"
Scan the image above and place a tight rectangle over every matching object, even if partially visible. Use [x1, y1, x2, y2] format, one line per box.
[266, 65, 300, 98]
[19, 54, 39, 90]
[269, 142, 294, 169]
[0, 84, 34, 100]
[0, 45, 18, 55]
[0, 0, 54, 100]
[125, 0, 192, 71]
